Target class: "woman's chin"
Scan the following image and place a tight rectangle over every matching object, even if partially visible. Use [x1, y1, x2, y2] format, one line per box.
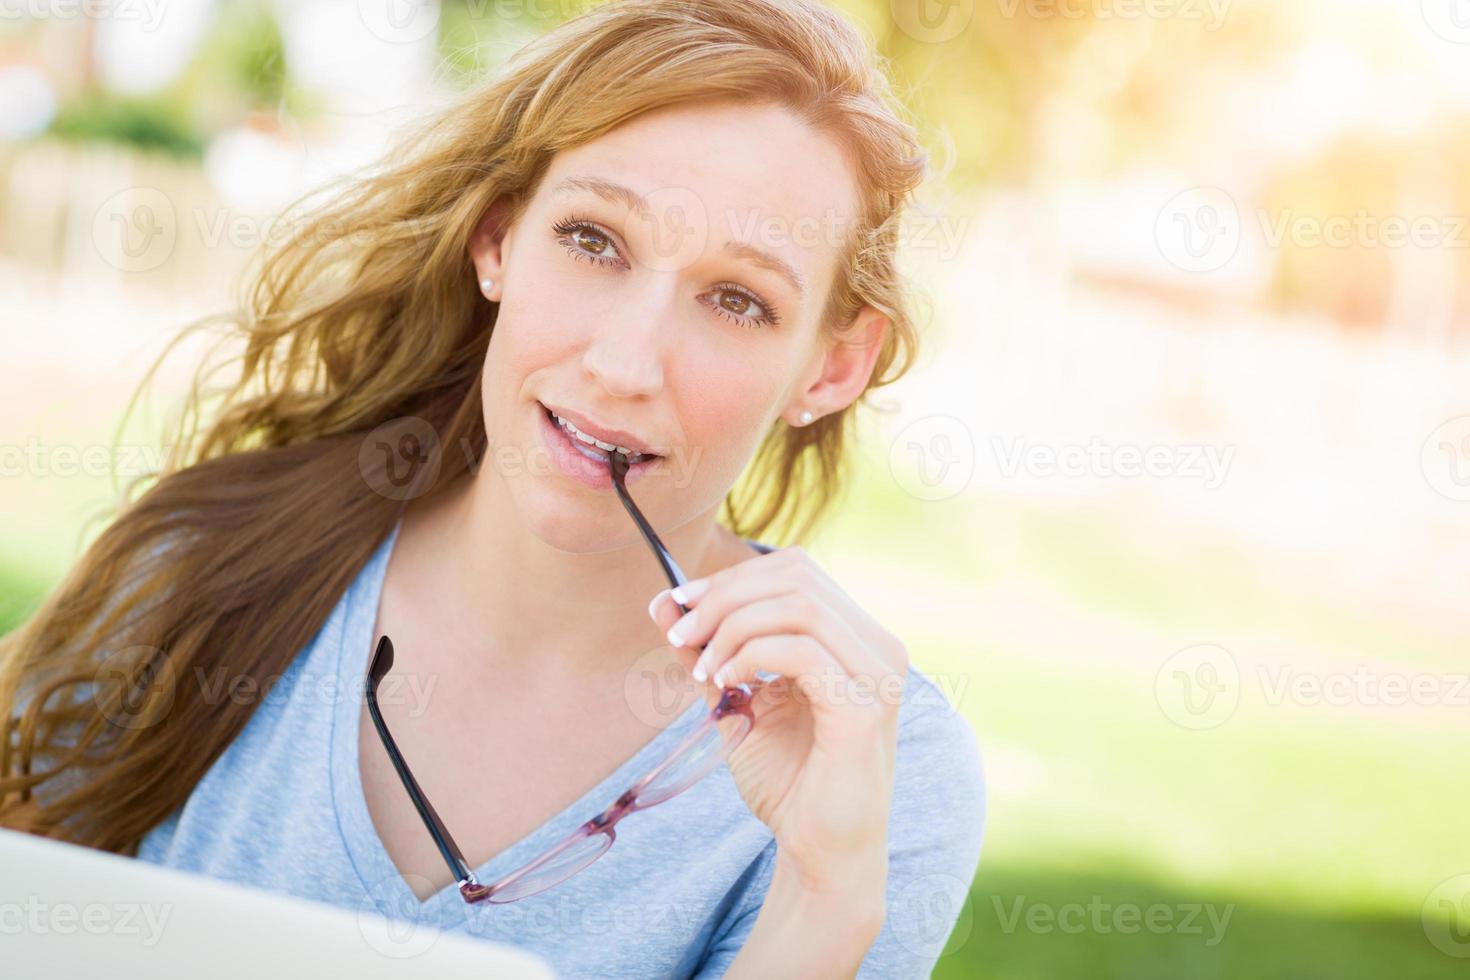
[508, 486, 649, 553]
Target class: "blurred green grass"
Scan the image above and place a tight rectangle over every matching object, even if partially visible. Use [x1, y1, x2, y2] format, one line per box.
[934, 866, 1464, 980]
[816, 453, 1467, 977]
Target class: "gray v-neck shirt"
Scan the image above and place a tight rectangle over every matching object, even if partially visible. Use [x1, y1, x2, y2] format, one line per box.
[135, 520, 986, 977]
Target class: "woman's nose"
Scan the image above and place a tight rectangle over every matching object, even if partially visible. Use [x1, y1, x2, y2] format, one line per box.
[579, 290, 672, 398]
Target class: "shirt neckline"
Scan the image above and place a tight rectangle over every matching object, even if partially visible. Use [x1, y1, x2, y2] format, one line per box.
[329, 517, 721, 918]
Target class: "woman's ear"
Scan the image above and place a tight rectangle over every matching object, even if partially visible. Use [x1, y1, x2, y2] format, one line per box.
[786, 305, 890, 424]
[468, 195, 516, 298]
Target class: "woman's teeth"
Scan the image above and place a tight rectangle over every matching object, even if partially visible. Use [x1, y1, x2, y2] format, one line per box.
[550, 410, 651, 461]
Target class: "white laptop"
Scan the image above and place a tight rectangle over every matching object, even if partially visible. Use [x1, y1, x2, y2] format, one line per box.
[0, 828, 556, 977]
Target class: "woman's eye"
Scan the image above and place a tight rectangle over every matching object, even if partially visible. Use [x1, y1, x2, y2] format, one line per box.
[553, 218, 624, 267]
[701, 285, 781, 329]
[552, 216, 780, 328]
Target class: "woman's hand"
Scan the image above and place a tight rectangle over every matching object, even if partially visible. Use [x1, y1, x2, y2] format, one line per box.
[646, 546, 909, 903]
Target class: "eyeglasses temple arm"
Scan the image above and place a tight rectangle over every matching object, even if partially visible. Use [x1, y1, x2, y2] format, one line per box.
[609, 451, 689, 597]
[611, 452, 760, 705]
[366, 635, 479, 887]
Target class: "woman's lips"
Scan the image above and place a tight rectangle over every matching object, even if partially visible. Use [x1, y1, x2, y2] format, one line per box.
[537, 402, 659, 491]
[541, 401, 659, 459]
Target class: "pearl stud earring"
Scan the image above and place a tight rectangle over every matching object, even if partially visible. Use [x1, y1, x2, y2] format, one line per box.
[479, 278, 495, 297]
[798, 410, 814, 425]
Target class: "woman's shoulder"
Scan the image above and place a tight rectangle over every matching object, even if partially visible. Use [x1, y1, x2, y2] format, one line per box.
[893, 663, 985, 807]
[867, 663, 986, 974]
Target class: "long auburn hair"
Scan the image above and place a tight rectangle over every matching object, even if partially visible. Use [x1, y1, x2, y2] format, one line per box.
[0, 0, 930, 854]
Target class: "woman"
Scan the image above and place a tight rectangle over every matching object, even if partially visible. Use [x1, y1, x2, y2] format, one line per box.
[1, 0, 984, 975]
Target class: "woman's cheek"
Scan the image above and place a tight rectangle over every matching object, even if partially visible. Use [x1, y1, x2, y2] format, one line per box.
[684, 388, 779, 477]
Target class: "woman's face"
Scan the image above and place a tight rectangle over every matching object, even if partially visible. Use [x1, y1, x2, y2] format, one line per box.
[470, 99, 879, 549]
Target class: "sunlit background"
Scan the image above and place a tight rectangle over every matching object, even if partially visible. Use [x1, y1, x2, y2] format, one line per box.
[2, 1, 1467, 977]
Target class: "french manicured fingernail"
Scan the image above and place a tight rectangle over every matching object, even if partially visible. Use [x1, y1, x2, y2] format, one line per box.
[712, 667, 728, 688]
[692, 659, 708, 683]
[667, 610, 695, 647]
[647, 589, 670, 621]
[671, 578, 708, 605]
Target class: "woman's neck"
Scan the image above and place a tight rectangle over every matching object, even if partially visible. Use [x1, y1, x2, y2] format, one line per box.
[386, 470, 745, 687]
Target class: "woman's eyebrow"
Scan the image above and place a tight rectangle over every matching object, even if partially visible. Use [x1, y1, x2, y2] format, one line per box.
[719, 240, 806, 299]
[553, 175, 808, 300]
[553, 175, 649, 216]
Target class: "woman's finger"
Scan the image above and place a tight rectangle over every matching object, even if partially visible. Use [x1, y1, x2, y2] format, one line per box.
[670, 561, 812, 649]
[652, 551, 803, 639]
[712, 633, 889, 727]
[692, 591, 892, 687]
[647, 588, 684, 635]
[712, 631, 832, 689]
[656, 548, 908, 675]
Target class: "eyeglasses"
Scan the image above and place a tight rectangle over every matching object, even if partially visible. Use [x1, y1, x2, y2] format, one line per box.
[365, 450, 762, 905]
